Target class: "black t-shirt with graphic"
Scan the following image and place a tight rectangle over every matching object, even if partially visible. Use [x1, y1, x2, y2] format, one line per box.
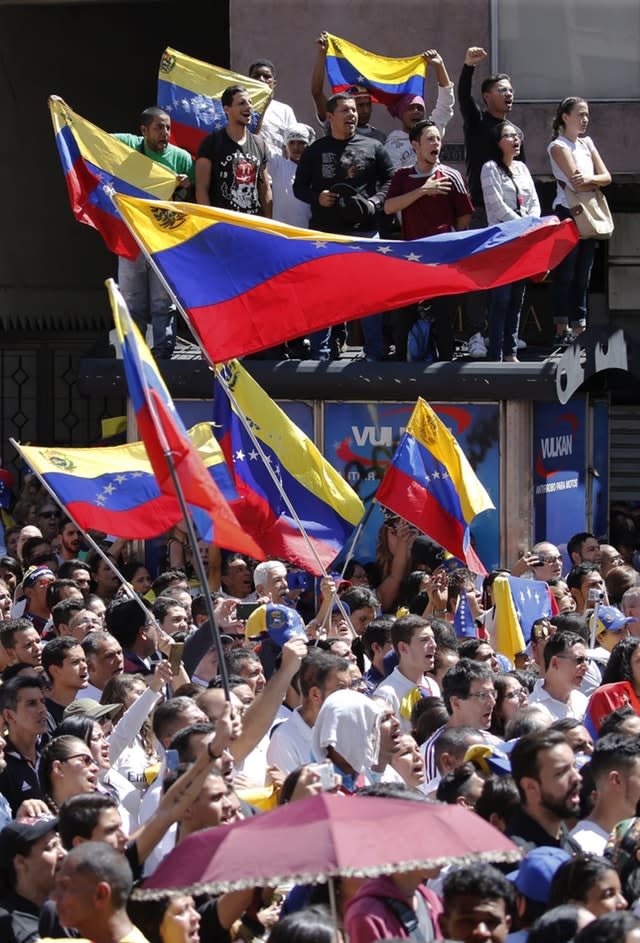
[293, 132, 393, 234]
[198, 129, 268, 215]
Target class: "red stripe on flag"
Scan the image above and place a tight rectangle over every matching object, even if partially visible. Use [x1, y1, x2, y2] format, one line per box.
[187, 219, 578, 361]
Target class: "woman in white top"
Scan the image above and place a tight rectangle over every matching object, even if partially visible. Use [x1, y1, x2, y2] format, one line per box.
[481, 122, 540, 362]
[547, 97, 611, 344]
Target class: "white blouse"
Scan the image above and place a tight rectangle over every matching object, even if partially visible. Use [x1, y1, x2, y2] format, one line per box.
[547, 134, 597, 209]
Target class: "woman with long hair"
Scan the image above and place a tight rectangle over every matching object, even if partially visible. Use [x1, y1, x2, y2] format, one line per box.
[480, 120, 540, 362]
[550, 854, 627, 917]
[490, 672, 529, 737]
[548, 97, 611, 345]
[40, 734, 100, 813]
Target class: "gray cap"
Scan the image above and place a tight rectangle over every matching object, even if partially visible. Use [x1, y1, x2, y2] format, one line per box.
[63, 698, 121, 720]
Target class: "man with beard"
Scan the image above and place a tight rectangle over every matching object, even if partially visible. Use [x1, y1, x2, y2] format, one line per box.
[56, 518, 83, 563]
[507, 728, 583, 851]
[570, 734, 640, 855]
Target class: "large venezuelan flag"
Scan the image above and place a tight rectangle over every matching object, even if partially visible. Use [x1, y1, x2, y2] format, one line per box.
[213, 360, 364, 574]
[157, 48, 272, 157]
[376, 398, 494, 575]
[108, 280, 263, 559]
[16, 424, 234, 540]
[325, 33, 426, 106]
[114, 193, 580, 362]
[49, 97, 177, 259]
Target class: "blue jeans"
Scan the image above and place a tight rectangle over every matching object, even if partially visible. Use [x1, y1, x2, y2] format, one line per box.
[117, 254, 177, 358]
[552, 205, 596, 329]
[488, 281, 526, 360]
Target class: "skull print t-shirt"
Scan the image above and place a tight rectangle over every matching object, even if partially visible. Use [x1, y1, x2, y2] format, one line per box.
[198, 129, 268, 215]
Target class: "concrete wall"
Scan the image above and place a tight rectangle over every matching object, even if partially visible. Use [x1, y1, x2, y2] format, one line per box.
[230, 0, 489, 158]
[230, 0, 640, 176]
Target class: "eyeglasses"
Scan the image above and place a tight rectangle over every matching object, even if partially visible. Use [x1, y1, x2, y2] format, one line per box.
[504, 688, 527, 700]
[62, 753, 96, 768]
[465, 690, 497, 702]
[501, 132, 520, 140]
[39, 510, 60, 519]
[534, 555, 562, 566]
[556, 654, 588, 666]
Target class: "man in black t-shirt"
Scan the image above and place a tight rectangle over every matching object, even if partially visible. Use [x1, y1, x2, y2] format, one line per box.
[458, 46, 527, 359]
[293, 92, 394, 360]
[196, 85, 272, 217]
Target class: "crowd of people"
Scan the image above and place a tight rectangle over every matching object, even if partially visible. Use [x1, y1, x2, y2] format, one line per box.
[1, 471, 640, 942]
[112, 38, 610, 365]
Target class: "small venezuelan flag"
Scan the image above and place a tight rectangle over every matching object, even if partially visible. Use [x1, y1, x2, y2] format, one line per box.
[376, 398, 494, 575]
[325, 33, 426, 106]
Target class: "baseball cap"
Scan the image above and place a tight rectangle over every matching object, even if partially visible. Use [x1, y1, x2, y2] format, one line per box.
[0, 817, 59, 889]
[590, 605, 635, 635]
[507, 846, 571, 903]
[63, 698, 121, 721]
[331, 601, 351, 618]
[245, 604, 307, 648]
[284, 122, 315, 145]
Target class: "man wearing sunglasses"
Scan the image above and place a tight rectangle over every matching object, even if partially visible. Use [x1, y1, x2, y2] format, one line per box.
[528, 631, 588, 721]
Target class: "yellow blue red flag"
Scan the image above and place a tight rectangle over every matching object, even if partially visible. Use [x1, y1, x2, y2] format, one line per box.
[325, 33, 426, 106]
[113, 193, 579, 363]
[376, 398, 494, 574]
[213, 360, 364, 574]
[49, 96, 177, 259]
[108, 279, 263, 558]
[157, 47, 272, 157]
[16, 423, 234, 541]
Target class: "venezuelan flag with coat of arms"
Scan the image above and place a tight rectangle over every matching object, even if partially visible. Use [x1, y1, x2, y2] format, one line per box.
[157, 48, 272, 157]
[113, 193, 579, 363]
[16, 423, 234, 541]
[49, 96, 177, 259]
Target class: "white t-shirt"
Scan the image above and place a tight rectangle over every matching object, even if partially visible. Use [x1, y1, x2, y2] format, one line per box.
[260, 99, 297, 158]
[375, 666, 440, 733]
[547, 134, 597, 209]
[269, 155, 312, 228]
[528, 679, 588, 721]
[570, 819, 608, 856]
[266, 707, 313, 774]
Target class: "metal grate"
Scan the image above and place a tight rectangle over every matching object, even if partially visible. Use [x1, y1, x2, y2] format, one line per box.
[609, 405, 640, 502]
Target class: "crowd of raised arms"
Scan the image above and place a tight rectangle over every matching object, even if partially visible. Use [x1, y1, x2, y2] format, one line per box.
[0, 472, 639, 943]
[117, 38, 610, 367]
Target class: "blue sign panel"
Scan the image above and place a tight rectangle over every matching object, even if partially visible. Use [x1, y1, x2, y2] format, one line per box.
[533, 398, 587, 567]
[324, 402, 500, 571]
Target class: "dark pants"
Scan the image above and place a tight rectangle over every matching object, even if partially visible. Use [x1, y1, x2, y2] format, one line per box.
[488, 281, 526, 360]
[462, 205, 490, 338]
[552, 206, 596, 329]
[390, 297, 456, 362]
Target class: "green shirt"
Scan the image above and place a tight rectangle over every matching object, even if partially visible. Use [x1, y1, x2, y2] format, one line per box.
[112, 133, 195, 184]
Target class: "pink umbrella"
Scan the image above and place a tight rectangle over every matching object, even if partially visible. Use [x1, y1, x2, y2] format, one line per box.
[137, 793, 521, 899]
